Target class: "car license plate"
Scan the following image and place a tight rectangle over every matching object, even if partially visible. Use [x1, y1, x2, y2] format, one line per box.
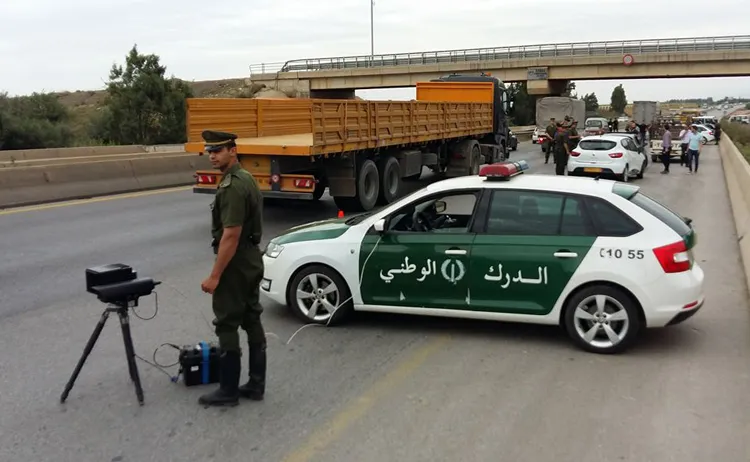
[584, 167, 602, 173]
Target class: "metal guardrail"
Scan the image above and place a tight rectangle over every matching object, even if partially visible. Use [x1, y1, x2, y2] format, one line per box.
[249, 35, 750, 76]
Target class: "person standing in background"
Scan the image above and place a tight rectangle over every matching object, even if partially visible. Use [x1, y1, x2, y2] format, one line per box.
[660, 124, 672, 174]
[686, 125, 702, 174]
[678, 125, 690, 167]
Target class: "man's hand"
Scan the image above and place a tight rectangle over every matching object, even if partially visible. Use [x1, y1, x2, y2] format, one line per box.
[201, 275, 220, 294]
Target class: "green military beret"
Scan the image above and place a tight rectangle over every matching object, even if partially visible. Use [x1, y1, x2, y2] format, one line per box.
[202, 130, 238, 152]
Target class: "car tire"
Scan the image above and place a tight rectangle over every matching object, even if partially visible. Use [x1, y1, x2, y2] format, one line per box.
[563, 284, 643, 354]
[286, 264, 354, 326]
[619, 164, 629, 182]
[636, 159, 646, 179]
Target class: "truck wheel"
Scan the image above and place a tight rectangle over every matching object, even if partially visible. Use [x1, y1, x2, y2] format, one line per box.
[312, 177, 326, 201]
[333, 159, 379, 212]
[446, 140, 479, 178]
[377, 156, 401, 205]
[469, 144, 481, 175]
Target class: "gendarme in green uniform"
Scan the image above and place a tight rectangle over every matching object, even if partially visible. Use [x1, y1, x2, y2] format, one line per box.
[544, 118, 556, 164]
[199, 129, 267, 407]
[553, 122, 570, 175]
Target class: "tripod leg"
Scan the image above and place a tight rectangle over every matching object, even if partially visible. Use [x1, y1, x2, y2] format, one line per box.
[60, 310, 110, 403]
[119, 310, 144, 405]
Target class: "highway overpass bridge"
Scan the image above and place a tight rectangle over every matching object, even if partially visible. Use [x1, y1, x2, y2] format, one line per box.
[249, 35, 750, 97]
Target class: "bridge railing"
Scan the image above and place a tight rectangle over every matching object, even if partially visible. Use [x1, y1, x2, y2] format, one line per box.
[248, 35, 750, 76]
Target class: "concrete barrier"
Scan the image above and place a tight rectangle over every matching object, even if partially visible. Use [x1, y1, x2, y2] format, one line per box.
[0, 154, 212, 209]
[719, 134, 750, 296]
[0, 145, 149, 163]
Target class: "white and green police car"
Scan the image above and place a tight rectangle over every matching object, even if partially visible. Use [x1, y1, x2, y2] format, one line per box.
[261, 160, 705, 354]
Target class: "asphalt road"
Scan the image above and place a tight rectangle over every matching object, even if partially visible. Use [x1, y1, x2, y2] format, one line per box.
[1, 141, 748, 462]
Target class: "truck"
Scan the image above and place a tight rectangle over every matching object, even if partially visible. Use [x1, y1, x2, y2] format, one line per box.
[184, 74, 513, 213]
[632, 101, 660, 125]
[534, 97, 585, 150]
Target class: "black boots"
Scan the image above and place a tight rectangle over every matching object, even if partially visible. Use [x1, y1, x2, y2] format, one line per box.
[198, 350, 241, 407]
[198, 343, 265, 406]
[238, 343, 266, 400]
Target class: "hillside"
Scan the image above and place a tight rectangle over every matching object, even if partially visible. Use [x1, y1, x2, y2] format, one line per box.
[53, 78, 256, 139]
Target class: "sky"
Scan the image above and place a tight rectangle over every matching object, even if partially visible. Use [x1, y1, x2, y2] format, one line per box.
[1, 0, 749, 101]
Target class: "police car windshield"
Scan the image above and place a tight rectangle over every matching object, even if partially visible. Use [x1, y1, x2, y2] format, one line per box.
[586, 120, 603, 127]
[345, 211, 374, 225]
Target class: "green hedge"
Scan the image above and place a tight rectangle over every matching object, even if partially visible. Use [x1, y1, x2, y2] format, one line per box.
[721, 120, 750, 163]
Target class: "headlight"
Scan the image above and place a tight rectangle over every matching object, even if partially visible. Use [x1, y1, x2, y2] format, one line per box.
[264, 242, 285, 258]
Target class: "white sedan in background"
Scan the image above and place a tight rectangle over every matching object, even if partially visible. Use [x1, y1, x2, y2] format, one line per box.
[694, 124, 716, 144]
[567, 134, 648, 182]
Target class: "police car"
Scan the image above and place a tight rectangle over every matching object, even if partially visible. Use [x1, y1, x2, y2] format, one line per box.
[261, 161, 705, 354]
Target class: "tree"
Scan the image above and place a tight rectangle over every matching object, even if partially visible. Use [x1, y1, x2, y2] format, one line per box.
[93, 45, 193, 145]
[563, 82, 577, 98]
[610, 84, 627, 115]
[582, 92, 599, 113]
[506, 82, 535, 126]
[0, 91, 74, 150]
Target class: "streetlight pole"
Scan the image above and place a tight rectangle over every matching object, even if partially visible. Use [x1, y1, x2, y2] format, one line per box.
[370, 0, 374, 58]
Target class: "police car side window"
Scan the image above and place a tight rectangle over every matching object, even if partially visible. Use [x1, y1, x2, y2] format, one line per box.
[486, 190, 594, 236]
[584, 197, 643, 237]
[486, 190, 560, 235]
[387, 191, 479, 233]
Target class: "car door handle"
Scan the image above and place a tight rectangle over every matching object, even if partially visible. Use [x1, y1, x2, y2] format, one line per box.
[445, 249, 467, 256]
[554, 251, 578, 258]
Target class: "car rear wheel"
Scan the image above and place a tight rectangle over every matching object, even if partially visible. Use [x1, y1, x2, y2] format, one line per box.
[286, 264, 353, 326]
[636, 159, 646, 179]
[563, 285, 642, 354]
[619, 164, 629, 182]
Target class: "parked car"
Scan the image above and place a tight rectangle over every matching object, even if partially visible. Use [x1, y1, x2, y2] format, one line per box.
[261, 160, 704, 354]
[567, 134, 648, 182]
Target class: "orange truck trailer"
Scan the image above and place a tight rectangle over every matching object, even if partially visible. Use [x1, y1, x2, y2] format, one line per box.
[184, 74, 513, 213]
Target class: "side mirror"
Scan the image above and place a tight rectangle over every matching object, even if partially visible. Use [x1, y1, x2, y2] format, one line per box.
[434, 200, 447, 213]
[373, 218, 386, 233]
[683, 216, 693, 226]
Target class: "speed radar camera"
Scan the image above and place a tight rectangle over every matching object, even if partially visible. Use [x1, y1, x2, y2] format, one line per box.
[61, 263, 161, 406]
[85, 263, 160, 306]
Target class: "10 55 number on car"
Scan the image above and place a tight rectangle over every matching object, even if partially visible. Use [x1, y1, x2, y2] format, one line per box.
[599, 248, 645, 259]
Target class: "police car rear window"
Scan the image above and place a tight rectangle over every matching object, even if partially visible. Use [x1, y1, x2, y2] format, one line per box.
[578, 140, 617, 150]
[629, 192, 691, 236]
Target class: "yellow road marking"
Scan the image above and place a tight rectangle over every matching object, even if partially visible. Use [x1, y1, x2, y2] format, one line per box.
[281, 335, 451, 462]
[0, 186, 193, 216]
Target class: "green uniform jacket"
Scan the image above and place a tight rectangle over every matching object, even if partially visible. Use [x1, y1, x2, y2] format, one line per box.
[210, 162, 266, 352]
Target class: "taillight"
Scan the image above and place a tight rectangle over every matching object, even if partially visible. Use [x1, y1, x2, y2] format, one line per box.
[196, 175, 217, 184]
[609, 152, 623, 158]
[653, 241, 691, 273]
[294, 178, 315, 189]
[570, 151, 581, 157]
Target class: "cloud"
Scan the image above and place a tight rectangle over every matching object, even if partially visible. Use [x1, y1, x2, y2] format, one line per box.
[0, 0, 749, 99]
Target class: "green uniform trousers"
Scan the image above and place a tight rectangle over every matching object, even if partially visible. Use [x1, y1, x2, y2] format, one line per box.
[212, 246, 266, 353]
[554, 149, 568, 175]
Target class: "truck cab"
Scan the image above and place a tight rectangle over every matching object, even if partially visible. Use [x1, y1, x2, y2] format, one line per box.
[430, 74, 512, 157]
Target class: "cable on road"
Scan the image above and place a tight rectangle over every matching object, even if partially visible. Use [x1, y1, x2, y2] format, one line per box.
[128, 233, 384, 384]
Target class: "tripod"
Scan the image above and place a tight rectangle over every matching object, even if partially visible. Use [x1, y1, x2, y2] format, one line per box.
[60, 300, 144, 405]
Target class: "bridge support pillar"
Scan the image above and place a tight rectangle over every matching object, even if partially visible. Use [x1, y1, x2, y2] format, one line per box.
[310, 89, 357, 99]
[526, 79, 569, 96]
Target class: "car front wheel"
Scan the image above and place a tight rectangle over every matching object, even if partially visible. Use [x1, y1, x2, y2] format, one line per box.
[563, 285, 642, 354]
[286, 264, 353, 325]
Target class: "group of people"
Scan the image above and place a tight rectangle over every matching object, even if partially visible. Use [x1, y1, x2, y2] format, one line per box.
[655, 120, 721, 175]
[541, 113, 722, 177]
[540, 116, 581, 176]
